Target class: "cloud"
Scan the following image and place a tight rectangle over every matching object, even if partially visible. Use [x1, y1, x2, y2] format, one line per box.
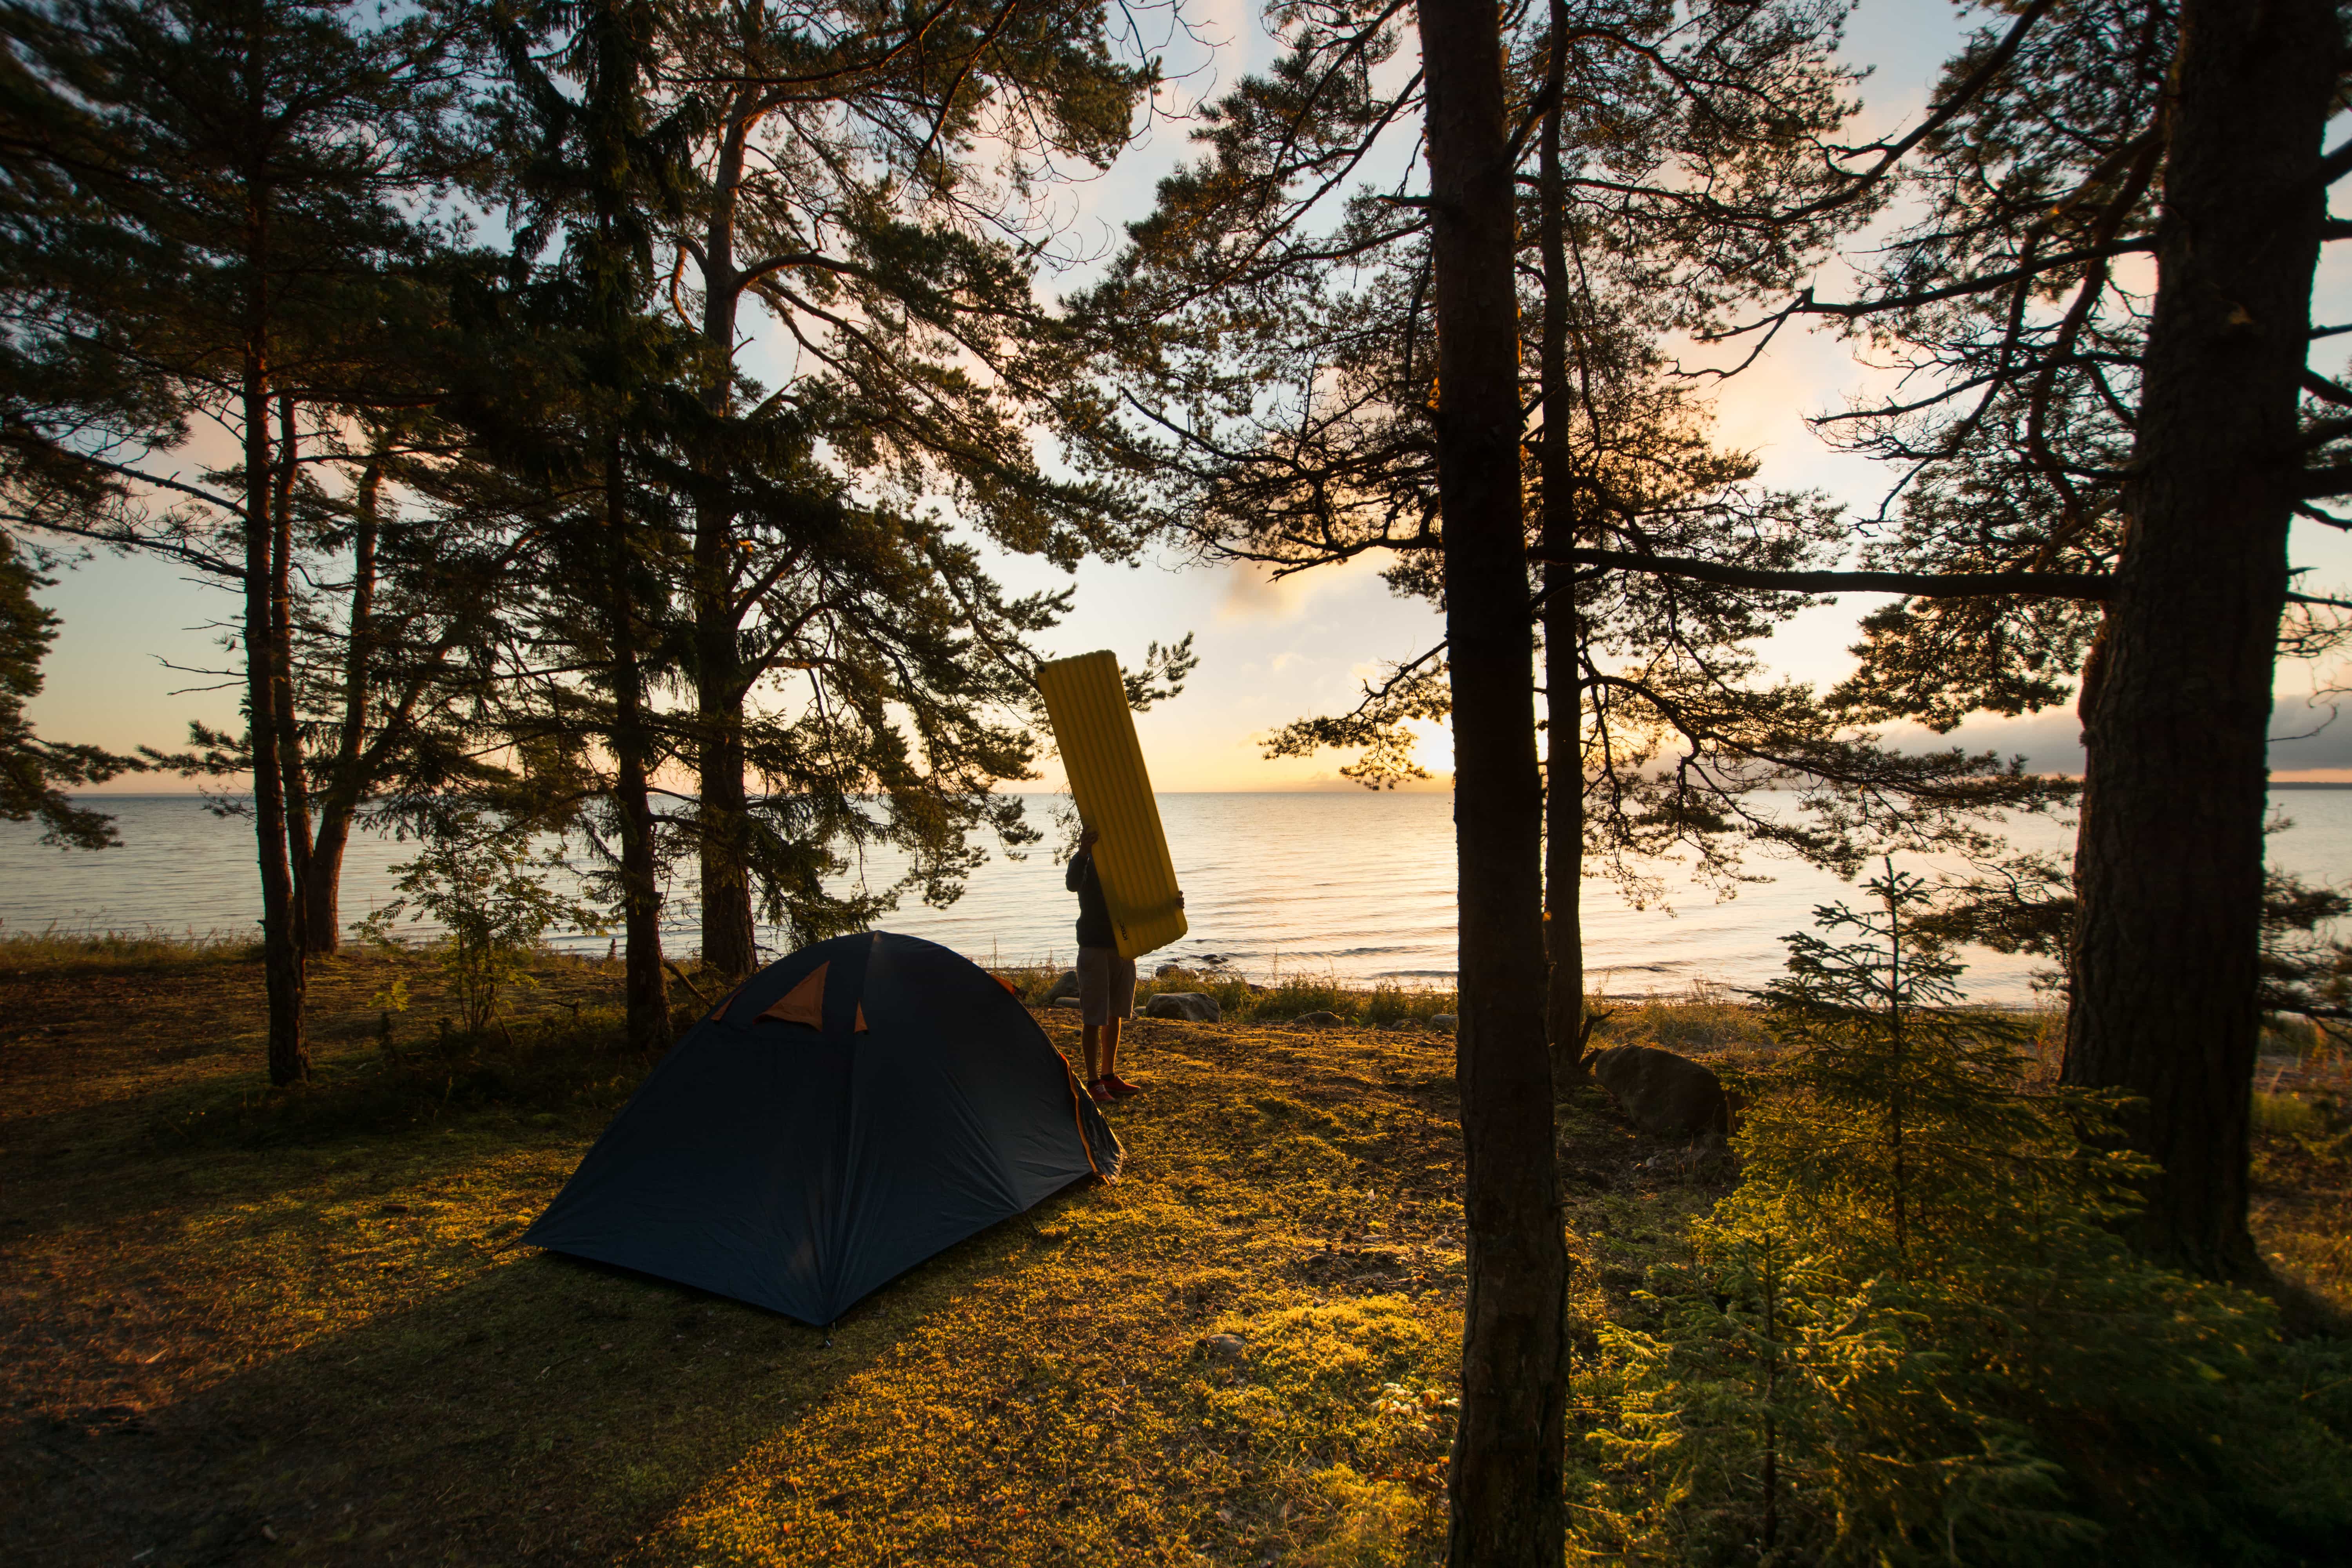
[1214, 550, 1394, 622]
[1877, 692, 2352, 780]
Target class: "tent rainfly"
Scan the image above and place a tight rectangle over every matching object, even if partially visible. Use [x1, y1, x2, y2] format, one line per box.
[523, 931, 1121, 1323]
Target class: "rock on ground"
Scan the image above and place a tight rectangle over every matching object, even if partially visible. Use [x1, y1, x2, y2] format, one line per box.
[1429, 1013, 1457, 1034]
[1046, 969, 1080, 1003]
[1290, 1010, 1343, 1027]
[1145, 991, 1221, 1023]
[1591, 1044, 1730, 1139]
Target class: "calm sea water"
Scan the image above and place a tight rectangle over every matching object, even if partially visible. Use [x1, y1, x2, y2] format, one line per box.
[7, 791, 2352, 1004]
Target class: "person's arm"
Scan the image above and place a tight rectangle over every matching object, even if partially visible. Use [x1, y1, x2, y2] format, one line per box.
[1067, 826, 1100, 892]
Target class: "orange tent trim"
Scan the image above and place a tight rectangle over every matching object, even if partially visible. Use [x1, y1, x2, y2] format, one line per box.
[758, 962, 828, 1028]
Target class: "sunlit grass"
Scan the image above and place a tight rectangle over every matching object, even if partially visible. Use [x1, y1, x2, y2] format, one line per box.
[5, 941, 2342, 1562]
[0, 921, 261, 968]
[989, 961, 1462, 1027]
[3, 941, 1496, 1564]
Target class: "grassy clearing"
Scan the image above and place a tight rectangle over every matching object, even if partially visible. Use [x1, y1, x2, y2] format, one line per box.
[2, 947, 2343, 1564]
[0, 945, 1594, 1565]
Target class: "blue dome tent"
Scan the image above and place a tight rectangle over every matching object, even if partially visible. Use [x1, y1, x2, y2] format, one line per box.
[523, 931, 1121, 1323]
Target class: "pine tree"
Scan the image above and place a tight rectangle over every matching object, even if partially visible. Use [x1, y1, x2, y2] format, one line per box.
[0, 0, 467, 1082]
[1065, 2, 2068, 1550]
[1075, 0, 2064, 1103]
[657, 0, 1158, 974]
[1595, 0, 2352, 1276]
[1749, 862, 2101, 1265]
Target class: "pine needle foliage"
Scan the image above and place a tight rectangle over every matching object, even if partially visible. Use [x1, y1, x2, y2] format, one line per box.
[1576, 864, 2352, 1566]
[1746, 862, 2134, 1267]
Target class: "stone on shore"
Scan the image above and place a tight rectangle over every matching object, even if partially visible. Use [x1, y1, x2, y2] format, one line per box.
[1429, 1013, 1457, 1034]
[1291, 1010, 1343, 1027]
[1046, 969, 1080, 1003]
[1051, 996, 1082, 1009]
[1145, 991, 1221, 1023]
[1592, 1044, 1730, 1139]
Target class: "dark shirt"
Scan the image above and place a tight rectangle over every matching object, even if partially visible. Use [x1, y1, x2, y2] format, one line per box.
[1065, 847, 1114, 950]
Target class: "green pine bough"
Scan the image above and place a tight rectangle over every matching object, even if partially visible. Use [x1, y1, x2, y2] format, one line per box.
[1573, 863, 2352, 1565]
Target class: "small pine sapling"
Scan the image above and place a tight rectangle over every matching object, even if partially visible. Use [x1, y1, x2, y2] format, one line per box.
[1745, 860, 2137, 1272]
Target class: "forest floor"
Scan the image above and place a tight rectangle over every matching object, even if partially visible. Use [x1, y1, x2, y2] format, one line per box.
[2, 943, 2345, 1566]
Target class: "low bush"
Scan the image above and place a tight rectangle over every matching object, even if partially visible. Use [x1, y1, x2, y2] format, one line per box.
[1577, 865, 2352, 1566]
[353, 811, 604, 1033]
[2254, 1090, 2326, 1140]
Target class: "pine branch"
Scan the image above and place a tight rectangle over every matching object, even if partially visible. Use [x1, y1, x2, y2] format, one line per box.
[1537, 547, 2114, 600]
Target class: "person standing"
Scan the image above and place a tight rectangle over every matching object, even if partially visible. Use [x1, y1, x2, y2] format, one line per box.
[1067, 825, 1141, 1103]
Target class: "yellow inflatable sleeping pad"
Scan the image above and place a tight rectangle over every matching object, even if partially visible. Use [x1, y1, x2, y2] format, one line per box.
[1036, 650, 1188, 961]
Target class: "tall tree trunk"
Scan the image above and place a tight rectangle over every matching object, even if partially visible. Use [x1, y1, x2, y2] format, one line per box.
[608, 436, 672, 1051]
[307, 453, 383, 955]
[241, 16, 303, 1086]
[692, 107, 759, 975]
[1415, 0, 1568, 1558]
[269, 392, 314, 945]
[1537, 0, 1585, 1091]
[693, 658, 757, 972]
[244, 358, 305, 1084]
[2062, 0, 2336, 1276]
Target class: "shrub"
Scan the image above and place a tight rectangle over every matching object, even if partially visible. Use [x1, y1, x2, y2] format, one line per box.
[1577, 863, 2352, 1566]
[354, 812, 603, 1033]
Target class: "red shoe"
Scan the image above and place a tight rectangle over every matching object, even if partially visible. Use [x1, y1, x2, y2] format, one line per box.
[1105, 1074, 1142, 1098]
[1087, 1077, 1117, 1104]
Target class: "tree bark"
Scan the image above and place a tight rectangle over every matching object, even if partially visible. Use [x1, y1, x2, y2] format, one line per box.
[692, 103, 759, 976]
[2061, 0, 2337, 1276]
[269, 392, 314, 946]
[241, 15, 304, 1085]
[1537, 0, 1585, 1091]
[608, 435, 672, 1051]
[1415, 0, 1568, 1558]
[307, 453, 383, 955]
[693, 662, 757, 974]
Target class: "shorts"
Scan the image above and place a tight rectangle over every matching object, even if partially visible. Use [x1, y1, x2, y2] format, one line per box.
[1077, 946, 1136, 1026]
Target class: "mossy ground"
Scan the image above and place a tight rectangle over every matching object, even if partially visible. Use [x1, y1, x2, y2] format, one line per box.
[2, 940, 2343, 1564]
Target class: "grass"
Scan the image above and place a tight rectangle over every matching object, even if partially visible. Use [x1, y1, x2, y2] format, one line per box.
[2253, 1087, 2352, 1312]
[2, 947, 2343, 1564]
[0, 944, 1626, 1565]
[1584, 983, 1776, 1058]
[0, 922, 263, 969]
[992, 964, 1464, 1028]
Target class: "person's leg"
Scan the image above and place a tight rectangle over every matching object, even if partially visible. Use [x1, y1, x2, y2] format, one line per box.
[1077, 948, 1115, 1100]
[1100, 1016, 1120, 1082]
[1104, 955, 1142, 1095]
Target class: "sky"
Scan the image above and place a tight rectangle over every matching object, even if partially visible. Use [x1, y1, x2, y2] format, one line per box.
[28, 0, 2352, 793]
